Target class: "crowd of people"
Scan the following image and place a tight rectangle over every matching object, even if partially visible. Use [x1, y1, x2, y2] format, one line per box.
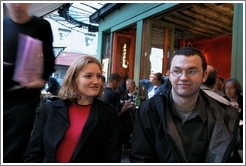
[3, 3, 243, 164]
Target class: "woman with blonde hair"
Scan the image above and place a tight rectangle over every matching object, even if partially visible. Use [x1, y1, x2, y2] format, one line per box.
[24, 55, 122, 163]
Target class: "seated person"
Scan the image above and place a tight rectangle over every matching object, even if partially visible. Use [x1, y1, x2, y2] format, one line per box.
[139, 72, 164, 99]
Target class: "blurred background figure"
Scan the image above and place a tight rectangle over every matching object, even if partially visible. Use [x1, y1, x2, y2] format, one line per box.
[213, 77, 225, 96]
[200, 65, 230, 105]
[102, 73, 131, 117]
[101, 75, 106, 88]
[223, 78, 243, 150]
[46, 77, 61, 96]
[116, 74, 129, 98]
[120, 79, 140, 152]
[201, 65, 217, 90]
[121, 79, 138, 102]
[98, 75, 106, 99]
[3, 3, 55, 163]
[139, 72, 164, 99]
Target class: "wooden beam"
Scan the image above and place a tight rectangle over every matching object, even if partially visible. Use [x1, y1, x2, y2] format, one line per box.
[191, 4, 232, 25]
[203, 3, 233, 17]
[164, 15, 222, 36]
[170, 21, 213, 38]
[171, 12, 231, 35]
[181, 9, 232, 32]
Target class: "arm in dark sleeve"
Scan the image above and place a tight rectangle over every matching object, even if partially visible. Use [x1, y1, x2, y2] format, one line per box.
[102, 104, 122, 162]
[41, 21, 55, 81]
[24, 104, 47, 162]
[129, 101, 159, 163]
[109, 91, 122, 112]
[139, 79, 152, 90]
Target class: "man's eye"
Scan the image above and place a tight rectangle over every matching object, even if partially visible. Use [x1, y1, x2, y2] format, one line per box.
[173, 71, 181, 74]
[187, 70, 194, 74]
[187, 70, 198, 75]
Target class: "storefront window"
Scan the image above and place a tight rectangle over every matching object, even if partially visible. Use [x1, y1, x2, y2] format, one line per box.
[150, 47, 163, 73]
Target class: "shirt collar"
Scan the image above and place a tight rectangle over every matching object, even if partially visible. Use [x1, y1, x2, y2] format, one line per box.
[170, 93, 207, 123]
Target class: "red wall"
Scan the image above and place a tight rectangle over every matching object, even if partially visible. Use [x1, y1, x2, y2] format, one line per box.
[189, 35, 232, 80]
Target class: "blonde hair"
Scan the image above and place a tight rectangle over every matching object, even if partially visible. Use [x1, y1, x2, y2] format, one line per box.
[126, 79, 136, 89]
[58, 55, 102, 103]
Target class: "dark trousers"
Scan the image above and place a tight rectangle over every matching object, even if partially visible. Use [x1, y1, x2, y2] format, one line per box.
[120, 110, 133, 146]
[3, 88, 40, 163]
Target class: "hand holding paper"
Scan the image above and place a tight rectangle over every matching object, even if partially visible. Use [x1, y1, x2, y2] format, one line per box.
[13, 34, 44, 85]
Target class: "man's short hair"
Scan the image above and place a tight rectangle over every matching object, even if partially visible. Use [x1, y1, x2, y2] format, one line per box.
[168, 47, 207, 71]
[203, 66, 217, 88]
[108, 73, 122, 83]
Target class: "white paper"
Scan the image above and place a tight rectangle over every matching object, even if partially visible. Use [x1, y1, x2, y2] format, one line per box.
[13, 34, 43, 84]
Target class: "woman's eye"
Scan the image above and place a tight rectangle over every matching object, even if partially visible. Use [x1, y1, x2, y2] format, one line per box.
[85, 75, 91, 78]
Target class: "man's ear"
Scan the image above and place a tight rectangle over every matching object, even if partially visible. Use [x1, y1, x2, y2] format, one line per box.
[202, 70, 208, 83]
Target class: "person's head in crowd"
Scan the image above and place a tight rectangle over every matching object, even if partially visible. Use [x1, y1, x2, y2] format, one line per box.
[216, 77, 224, 90]
[203, 65, 217, 89]
[116, 73, 128, 94]
[223, 78, 242, 98]
[126, 79, 136, 92]
[46, 77, 61, 95]
[58, 55, 102, 104]
[107, 73, 122, 90]
[151, 72, 164, 86]
[149, 72, 155, 82]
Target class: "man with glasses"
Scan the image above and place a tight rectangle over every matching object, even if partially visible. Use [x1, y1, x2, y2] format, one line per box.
[130, 47, 241, 163]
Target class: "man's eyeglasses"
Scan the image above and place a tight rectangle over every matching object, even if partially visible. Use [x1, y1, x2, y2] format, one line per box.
[170, 69, 202, 77]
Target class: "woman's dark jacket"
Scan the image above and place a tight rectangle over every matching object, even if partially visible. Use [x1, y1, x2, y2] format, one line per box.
[224, 94, 243, 120]
[24, 98, 122, 163]
[130, 89, 240, 163]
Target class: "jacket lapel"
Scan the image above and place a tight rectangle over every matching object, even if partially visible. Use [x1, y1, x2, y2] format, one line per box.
[51, 100, 69, 122]
[154, 94, 188, 162]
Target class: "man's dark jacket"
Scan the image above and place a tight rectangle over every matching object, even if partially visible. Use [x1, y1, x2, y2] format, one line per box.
[130, 89, 241, 163]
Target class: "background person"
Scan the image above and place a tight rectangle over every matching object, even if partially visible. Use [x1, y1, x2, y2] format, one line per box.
[3, 3, 55, 163]
[98, 75, 106, 99]
[120, 79, 139, 151]
[116, 74, 129, 97]
[24, 56, 122, 163]
[46, 77, 61, 96]
[200, 65, 231, 105]
[223, 78, 243, 150]
[102, 73, 131, 117]
[213, 77, 225, 96]
[139, 72, 164, 99]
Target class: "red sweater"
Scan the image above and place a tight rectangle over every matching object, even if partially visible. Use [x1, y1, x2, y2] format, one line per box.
[56, 104, 91, 163]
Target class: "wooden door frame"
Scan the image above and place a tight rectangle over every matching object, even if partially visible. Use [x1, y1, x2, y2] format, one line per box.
[141, 19, 175, 79]
[112, 31, 135, 79]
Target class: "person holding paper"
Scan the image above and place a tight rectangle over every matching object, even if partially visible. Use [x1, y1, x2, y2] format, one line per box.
[3, 3, 55, 163]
